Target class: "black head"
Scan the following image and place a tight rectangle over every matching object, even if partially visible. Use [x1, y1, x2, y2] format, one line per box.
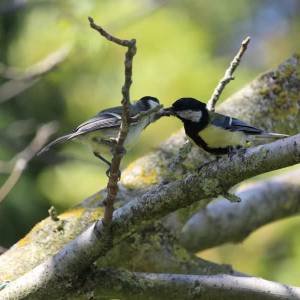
[166, 98, 207, 123]
[136, 96, 160, 111]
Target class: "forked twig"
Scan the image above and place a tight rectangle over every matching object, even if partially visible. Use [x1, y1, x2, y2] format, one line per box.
[207, 36, 251, 111]
[88, 17, 137, 225]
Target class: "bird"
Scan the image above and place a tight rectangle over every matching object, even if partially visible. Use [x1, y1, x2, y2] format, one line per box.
[164, 97, 289, 155]
[38, 96, 161, 175]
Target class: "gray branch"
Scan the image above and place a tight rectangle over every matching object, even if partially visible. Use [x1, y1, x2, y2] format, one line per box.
[180, 168, 300, 252]
[1, 133, 300, 299]
[1, 55, 300, 300]
[0, 46, 70, 103]
[75, 269, 300, 300]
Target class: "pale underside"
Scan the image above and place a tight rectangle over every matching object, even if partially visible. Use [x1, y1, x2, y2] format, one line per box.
[78, 117, 151, 158]
[198, 124, 248, 148]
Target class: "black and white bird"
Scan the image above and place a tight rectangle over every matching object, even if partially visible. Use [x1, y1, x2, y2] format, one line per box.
[165, 97, 289, 155]
[38, 96, 161, 174]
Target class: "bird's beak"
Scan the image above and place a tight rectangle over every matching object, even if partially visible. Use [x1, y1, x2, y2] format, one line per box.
[163, 107, 175, 116]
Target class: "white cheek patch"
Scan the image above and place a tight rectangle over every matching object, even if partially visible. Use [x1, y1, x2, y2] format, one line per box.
[176, 110, 202, 122]
[148, 100, 159, 109]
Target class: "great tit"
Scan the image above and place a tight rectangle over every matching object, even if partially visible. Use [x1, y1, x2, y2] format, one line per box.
[38, 96, 161, 174]
[165, 97, 289, 155]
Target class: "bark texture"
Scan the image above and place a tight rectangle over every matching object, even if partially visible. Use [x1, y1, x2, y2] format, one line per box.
[180, 168, 300, 251]
[0, 55, 300, 299]
[73, 269, 300, 300]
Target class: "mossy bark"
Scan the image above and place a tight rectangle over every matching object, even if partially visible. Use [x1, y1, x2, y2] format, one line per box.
[0, 55, 300, 299]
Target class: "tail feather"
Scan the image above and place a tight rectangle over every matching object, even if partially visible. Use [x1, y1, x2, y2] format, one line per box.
[37, 133, 74, 155]
[254, 132, 289, 139]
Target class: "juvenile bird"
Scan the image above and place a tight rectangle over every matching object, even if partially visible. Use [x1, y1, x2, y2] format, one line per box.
[38, 96, 161, 174]
[165, 97, 288, 155]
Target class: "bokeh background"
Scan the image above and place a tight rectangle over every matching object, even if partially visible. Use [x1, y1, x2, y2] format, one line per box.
[1, 0, 300, 285]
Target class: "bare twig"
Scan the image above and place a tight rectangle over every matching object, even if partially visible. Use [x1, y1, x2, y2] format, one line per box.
[207, 36, 251, 111]
[0, 46, 70, 103]
[88, 17, 137, 225]
[0, 122, 58, 203]
[130, 103, 163, 122]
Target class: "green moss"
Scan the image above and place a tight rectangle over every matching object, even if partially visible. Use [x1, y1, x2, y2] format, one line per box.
[281, 63, 295, 78]
[271, 84, 282, 94]
[173, 244, 192, 261]
[122, 157, 162, 189]
[259, 85, 270, 97]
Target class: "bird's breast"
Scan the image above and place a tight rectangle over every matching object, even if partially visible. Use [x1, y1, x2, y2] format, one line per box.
[198, 125, 247, 148]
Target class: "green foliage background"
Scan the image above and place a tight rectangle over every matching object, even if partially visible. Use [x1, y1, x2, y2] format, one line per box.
[1, 0, 300, 285]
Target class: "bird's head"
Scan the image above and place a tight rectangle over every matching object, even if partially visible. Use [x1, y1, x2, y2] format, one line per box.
[136, 96, 160, 111]
[164, 98, 207, 123]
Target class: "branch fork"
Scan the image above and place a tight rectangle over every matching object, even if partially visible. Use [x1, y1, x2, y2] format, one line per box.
[88, 17, 137, 225]
[207, 36, 251, 111]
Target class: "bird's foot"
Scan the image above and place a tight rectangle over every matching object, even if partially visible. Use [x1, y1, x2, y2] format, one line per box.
[228, 146, 246, 160]
[197, 157, 220, 173]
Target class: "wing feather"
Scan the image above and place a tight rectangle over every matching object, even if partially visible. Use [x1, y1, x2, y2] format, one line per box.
[75, 113, 121, 134]
[211, 113, 262, 135]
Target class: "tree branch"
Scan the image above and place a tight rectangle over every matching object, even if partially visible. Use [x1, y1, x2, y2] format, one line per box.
[1, 55, 299, 300]
[0, 122, 58, 203]
[121, 54, 300, 207]
[1, 133, 300, 299]
[180, 168, 300, 252]
[206, 36, 250, 111]
[0, 46, 70, 103]
[88, 16, 136, 226]
[75, 269, 300, 300]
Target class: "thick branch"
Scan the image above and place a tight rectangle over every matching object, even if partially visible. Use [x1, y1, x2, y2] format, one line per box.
[1, 55, 300, 299]
[207, 36, 250, 111]
[77, 269, 300, 300]
[1, 134, 300, 299]
[180, 168, 300, 252]
[121, 54, 300, 229]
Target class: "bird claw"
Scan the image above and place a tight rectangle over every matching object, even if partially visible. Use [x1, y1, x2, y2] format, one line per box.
[228, 146, 246, 160]
[197, 156, 220, 173]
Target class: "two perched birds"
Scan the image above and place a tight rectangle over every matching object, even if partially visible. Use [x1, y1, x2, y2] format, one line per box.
[39, 96, 288, 173]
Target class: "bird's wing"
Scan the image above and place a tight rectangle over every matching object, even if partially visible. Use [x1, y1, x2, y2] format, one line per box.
[74, 112, 122, 135]
[211, 113, 263, 135]
[38, 113, 123, 155]
[38, 105, 144, 154]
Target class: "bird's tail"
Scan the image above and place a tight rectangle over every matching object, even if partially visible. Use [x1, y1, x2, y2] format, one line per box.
[37, 133, 74, 155]
[254, 132, 289, 139]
